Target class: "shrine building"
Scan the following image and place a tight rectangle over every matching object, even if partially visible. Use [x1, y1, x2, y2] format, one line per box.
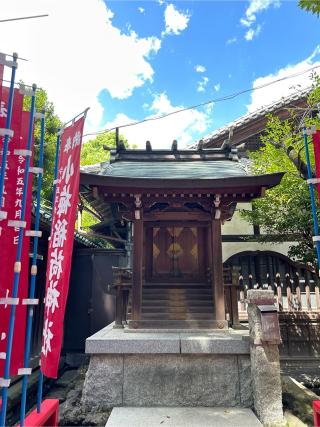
[80, 140, 283, 330]
[80, 140, 285, 425]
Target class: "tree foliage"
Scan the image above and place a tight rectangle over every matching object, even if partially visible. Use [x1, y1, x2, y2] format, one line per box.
[241, 76, 320, 271]
[299, 0, 320, 17]
[79, 132, 128, 238]
[80, 132, 128, 166]
[23, 87, 62, 201]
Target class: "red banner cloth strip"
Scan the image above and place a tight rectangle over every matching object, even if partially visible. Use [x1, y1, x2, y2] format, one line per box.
[41, 116, 85, 378]
[0, 105, 33, 376]
[313, 130, 320, 203]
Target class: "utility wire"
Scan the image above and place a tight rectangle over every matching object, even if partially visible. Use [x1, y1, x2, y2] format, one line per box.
[0, 14, 49, 23]
[84, 64, 320, 137]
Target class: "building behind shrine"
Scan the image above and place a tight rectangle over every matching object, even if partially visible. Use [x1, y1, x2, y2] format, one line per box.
[199, 88, 310, 288]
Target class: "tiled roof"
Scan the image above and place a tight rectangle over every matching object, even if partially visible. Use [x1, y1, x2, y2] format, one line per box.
[80, 147, 248, 180]
[199, 88, 310, 147]
[81, 159, 249, 180]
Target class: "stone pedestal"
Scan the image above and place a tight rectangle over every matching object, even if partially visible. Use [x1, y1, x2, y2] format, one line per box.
[247, 290, 285, 427]
[82, 325, 252, 410]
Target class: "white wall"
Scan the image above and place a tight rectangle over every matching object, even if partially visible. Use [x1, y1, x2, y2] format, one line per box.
[222, 203, 254, 236]
[222, 241, 296, 263]
[221, 203, 297, 262]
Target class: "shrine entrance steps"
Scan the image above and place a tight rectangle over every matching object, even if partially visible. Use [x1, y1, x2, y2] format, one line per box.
[127, 284, 218, 329]
[106, 407, 262, 427]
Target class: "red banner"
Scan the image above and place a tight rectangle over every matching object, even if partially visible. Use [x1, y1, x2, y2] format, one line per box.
[41, 116, 85, 378]
[312, 130, 320, 202]
[0, 95, 33, 376]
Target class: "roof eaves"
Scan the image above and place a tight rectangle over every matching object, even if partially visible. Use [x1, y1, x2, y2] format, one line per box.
[193, 88, 310, 148]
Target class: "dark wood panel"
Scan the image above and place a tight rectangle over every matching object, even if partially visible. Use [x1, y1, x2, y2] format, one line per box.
[211, 220, 225, 321]
[148, 224, 207, 283]
[132, 218, 143, 321]
[144, 212, 211, 221]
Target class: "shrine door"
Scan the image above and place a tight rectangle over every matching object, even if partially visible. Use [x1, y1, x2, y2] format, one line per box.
[145, 224, 208, 283]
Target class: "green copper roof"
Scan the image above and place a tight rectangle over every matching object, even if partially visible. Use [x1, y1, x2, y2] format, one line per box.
[80, 147, 283, 191]
[81, 159, 249, 180]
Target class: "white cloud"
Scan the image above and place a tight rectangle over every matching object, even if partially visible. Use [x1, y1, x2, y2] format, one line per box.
[247, 45, 320, 112]
[245, 24, 261, 41]
[214, 83, 221, 92]
[138, 7, 145, 13]
[195, 65, 206, 73]
[0, 0, 161, 133]
[204, 103, 215, 114]
[226, 37, 237, 45]
[162, 4, 191, 36]
[241, 0, 280, 26]
[240, 0, 280, 40]
[197, 77, 209, 93]
[100, 93, 212, 149]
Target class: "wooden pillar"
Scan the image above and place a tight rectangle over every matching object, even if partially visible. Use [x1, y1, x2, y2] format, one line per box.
[230, 266, 240, 328]
[132, 216, 143, 324]
[211, 219, 225, 322]
[114, 285, 123, 328]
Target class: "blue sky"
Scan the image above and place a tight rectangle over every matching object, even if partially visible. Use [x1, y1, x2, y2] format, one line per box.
[1, 0, 320, 147]
[98, 0, 320, 147]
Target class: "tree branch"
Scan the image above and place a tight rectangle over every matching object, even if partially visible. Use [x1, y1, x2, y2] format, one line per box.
[286, 145, 310, 180]
[271, 139, 311, 180]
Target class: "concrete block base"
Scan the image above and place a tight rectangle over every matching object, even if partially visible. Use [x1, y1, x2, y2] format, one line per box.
[82, 326, 253, 410]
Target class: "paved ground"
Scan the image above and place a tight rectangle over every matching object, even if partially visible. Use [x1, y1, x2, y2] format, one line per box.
[106, 407, 262, 427]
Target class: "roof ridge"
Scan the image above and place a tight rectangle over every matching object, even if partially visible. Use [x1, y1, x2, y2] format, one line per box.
[196, 87, 311, 146]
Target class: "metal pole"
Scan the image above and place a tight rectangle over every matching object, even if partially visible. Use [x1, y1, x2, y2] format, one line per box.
[0, 84, 36, 427]
[36, 126, 61, 413]
[19, 110, 45, 426]
[303, 130, 320, 271]
[0, 53, 18, 211]
[63, 107, 89, 128]
[52, 129, 61, 206]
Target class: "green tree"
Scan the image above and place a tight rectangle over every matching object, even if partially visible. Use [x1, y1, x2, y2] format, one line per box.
[80, 131, 128, 166]
[80, 131, 128, 234]
[299, 0, 320, 17]
[241, 76, 320, 272]
[23, 87, 62, 201]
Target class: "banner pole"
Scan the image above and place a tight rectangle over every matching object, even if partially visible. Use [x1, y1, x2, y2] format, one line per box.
[0, 84, 36, 427]
[36, 126, 61, 413]
[52, 128, 62, 207]
[0, 53, 18, 212]
[63, 107, 89, 128]
[303, 129, 320, 273]
[19, 110, 45, 426]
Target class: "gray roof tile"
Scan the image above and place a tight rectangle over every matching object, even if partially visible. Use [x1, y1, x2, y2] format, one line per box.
[81, 159, 249, 180]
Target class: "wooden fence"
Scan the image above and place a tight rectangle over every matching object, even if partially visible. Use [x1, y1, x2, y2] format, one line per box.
[236, 272, 320, 320]
[223, 266, 320, 358]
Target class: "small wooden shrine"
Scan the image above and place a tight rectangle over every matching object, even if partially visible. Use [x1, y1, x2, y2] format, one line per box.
[80, 141, 283, 329]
